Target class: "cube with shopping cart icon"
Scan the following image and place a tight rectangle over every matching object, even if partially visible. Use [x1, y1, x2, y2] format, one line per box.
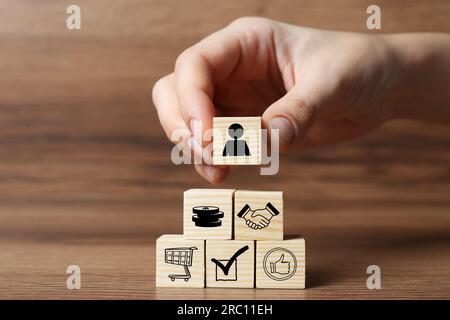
[156, 235, 205, 288]
[165, 246, 198, 282]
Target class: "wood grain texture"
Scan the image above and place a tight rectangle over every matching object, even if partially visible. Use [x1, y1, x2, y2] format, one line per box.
[256, 237, 305, 289]
[0, 0, 449, 299]
[184, 189, 234, 239]
[206, 240, 255, 288]
[213, 117, 262, 165]
[156, 235, 205, 288]
[235, 190, 283, 240]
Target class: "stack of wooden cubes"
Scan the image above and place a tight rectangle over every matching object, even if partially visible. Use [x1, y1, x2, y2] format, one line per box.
[156, 117, 305, 289]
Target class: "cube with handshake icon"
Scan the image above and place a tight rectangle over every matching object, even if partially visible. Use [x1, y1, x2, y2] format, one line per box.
[234, 190, 283, 240]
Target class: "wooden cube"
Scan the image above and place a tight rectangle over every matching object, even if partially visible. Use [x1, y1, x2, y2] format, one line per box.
[256, 236, 305, 289]
[212, 117, 261, 165]
[234, 190, 283, 240]
[156, 235, 205, 288]
[183, 189, 234, 239]
[206, 240, 255, 288]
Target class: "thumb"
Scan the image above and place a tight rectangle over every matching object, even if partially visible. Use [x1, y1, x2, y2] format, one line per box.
[262, 84, 321, 151]
[276, 254, 285, 263]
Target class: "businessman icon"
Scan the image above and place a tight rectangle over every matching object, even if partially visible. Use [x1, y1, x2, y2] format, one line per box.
[222, 123, 251, 157]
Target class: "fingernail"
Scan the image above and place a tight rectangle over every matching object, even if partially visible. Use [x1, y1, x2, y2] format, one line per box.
[189, 118, 196, 133]
[182, 136, 191, 156]
[203, 144, 213, 165]
[190, 118, 204, 146]
[185, 135, 191, 148]
[187, 136, 203, 164]
[269, 117, 295, 146]
[205, 165, 214, 182]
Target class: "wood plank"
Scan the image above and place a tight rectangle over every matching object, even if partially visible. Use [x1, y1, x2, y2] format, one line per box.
[0, 0, 449, 299]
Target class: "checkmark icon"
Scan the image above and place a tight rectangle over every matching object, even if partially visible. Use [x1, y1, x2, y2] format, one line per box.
[211, 245, 249, 276]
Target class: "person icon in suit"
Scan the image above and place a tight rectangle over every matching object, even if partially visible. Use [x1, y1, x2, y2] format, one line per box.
[222, 123, 251, 157]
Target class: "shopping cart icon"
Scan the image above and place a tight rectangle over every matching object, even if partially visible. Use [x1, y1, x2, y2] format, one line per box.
[165, 247, 198, 282]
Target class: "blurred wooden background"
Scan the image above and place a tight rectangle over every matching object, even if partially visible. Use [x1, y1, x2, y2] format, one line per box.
[0, 0, 449, 299]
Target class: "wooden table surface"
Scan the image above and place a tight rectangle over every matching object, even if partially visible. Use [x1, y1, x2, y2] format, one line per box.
[0, 0, 449, 299]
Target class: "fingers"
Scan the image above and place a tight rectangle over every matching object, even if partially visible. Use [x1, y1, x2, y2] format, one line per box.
[174, 24, 242, 144]
[262, 78, 381, 152]
[152, 74, 189, 143]
[153, 73, 229, 184]
[169, 24, 244, 184]
[159, 24, 243, 185]
[155, 18, 279, 185]
[261, 57, 343, 151]
[262, 85, 319, 152]
[194, 164, 229, 185]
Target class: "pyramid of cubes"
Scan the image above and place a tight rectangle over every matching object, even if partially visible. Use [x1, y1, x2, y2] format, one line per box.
[156, 117, 305, 289]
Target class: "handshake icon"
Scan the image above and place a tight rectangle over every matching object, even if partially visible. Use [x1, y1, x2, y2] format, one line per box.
[237, 202, 280, 230]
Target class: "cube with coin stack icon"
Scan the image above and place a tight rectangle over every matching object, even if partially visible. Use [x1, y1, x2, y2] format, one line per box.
[183, 189, 234, 239]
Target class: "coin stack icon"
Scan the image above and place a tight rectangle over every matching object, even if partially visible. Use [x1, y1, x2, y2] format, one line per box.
[192, 206, 224, 228]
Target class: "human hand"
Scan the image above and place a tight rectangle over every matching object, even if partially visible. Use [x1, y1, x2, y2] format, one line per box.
[152, 17, 450, 183]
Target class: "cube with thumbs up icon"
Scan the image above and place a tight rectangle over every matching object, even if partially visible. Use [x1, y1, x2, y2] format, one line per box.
[256, 236, 305, 289]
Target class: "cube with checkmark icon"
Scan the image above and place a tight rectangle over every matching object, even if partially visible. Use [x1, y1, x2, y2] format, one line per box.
[206, 240, 255, 288]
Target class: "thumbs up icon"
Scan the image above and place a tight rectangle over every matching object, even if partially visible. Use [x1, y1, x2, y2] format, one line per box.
[263, 248, 297, 281]
[269, 254, 291, 275]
